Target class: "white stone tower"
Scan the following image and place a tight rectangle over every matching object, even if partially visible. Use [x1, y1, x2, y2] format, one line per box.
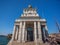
[8, 5, 48, 45]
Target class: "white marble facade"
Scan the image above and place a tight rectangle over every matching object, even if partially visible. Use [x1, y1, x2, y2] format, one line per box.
[10, 5, 48, 43]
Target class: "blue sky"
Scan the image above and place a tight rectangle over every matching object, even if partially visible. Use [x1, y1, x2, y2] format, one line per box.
[0, 0, 60, 35]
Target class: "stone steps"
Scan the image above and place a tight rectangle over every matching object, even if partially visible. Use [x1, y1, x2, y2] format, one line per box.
[24, 42, 35, 45]
[8, 41, 48, 45]
[11, 41, 35, 45]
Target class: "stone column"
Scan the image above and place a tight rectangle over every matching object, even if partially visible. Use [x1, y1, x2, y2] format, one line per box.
[38, 21, 43, 43]
[15, 26, 18, 40]
[18, 22, 22, 42]
[45, 25, 48, 38]
[11, 25, 16, 41]
[25, 30, 27, 42]
[45, 25, 48, 31]
[34, 21, 37, 42]
[22, 21, 25, 42]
